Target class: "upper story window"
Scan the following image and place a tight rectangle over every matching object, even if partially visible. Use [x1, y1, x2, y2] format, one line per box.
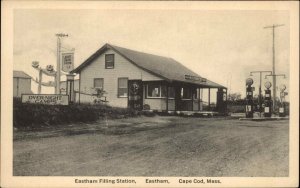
[105, 54, 115, 69]
[118, 77, 128, 97]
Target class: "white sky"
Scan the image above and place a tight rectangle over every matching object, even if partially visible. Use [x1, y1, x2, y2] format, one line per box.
[14, 9, 290, 100]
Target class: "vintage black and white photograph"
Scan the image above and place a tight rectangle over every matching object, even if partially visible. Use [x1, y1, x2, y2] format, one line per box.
[1, 1, 299, 187]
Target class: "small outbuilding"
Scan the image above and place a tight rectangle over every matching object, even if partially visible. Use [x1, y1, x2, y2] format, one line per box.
[13, 70, 33, 97]
[71, 43, 227, 113]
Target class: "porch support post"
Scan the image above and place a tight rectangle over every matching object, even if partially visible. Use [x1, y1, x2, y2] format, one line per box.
[174, 84, 180, 111]
[198, 88, 200, 111]
[79, 73, 81, 104]
[208, 88, 211, 110]
[225, 88, 228, 114]
[166, 83, 169, 112]
[191, 86, 194, 111]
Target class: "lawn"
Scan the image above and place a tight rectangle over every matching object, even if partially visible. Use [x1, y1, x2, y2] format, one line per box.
[13, 116, 289, 177]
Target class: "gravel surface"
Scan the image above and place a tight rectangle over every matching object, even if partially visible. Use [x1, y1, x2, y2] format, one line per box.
[13, 116, 289, 176]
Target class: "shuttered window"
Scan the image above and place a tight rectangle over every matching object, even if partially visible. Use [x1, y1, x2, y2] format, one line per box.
[118, 78, 128, 97]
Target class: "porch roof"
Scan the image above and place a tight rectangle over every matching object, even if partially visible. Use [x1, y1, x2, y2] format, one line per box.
[72, 43, 226, 89]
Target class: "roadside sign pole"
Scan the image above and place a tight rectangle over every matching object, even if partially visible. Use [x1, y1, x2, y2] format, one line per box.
[55, 33, 68, 94]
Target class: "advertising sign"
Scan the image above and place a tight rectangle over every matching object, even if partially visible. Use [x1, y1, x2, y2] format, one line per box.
[21, 94, 69, 105]
[62, 52, 74, 72]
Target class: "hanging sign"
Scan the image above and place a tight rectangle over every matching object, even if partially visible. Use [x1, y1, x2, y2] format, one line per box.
[21, 94, 69, 105]
[62, 52, 74, 72]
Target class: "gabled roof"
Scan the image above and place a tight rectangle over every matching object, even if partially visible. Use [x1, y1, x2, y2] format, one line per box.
[13, 70, 32, 79]
[72, 43, 225, 88]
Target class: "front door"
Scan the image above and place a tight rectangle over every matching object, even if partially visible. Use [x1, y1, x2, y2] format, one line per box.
[128, 80, 143, 110]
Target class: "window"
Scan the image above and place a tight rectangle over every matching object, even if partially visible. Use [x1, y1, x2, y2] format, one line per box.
[118, 78, 128, 97]
[147, 83, 168, 98]
[94, 78, 104, 89]
[181, 87, 192, 99]
[147, 84, 176, 99]
[148, 84, 161, 98]
[105, 54, 114, 69]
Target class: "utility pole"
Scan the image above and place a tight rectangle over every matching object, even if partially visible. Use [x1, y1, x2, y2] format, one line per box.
[264, 24, 284, 111]
[55, 33, 68, 94]
[250, 70, 272, 116]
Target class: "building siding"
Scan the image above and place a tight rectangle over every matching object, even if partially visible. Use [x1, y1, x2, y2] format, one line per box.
[79, 48, 162, 107]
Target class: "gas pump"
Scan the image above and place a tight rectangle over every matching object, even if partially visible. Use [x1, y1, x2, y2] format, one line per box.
[263, 81, 272, 117]
[279, 84, 287, 117]
[245, 78, 254, 118]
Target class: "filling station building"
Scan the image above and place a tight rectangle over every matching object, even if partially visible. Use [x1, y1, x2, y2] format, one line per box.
[71, 43, 227, 113]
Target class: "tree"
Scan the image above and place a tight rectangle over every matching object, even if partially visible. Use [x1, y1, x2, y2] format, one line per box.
[228, 92, 242, 101]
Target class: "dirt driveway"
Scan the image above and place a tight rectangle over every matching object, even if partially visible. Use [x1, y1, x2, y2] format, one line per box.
[13, 116, 289, 176]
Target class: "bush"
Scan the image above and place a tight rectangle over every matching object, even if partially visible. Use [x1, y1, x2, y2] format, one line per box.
[13, 99, 139, 129]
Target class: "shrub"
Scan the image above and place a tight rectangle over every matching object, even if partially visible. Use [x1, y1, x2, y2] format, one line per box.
[13, 99, 139, 129]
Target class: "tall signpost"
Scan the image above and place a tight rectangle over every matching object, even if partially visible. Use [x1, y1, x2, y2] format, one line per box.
[264, 24, 284, 112]
[250, 71, 272, 117]
[55, 33, 68, 94]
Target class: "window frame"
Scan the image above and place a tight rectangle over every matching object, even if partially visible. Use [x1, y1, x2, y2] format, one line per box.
[146, 83, 162, 98]
[181, 87, 193, 100]
[94, 78, 104, 89]
[105, 54, 115, 69]
[117, 77, 128, 98]
[146, 83, 172, 99]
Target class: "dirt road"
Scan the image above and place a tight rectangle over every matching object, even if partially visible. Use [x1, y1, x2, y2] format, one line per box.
[13, 116, 289, 176]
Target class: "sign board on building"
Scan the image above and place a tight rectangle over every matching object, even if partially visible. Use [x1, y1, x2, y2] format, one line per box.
[62, 52, 74, 72]
[21, 94, 69, 105]
[184, 75, 207, 82]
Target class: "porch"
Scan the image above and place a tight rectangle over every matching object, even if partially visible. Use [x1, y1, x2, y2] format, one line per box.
[132, 80, 227, 113]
